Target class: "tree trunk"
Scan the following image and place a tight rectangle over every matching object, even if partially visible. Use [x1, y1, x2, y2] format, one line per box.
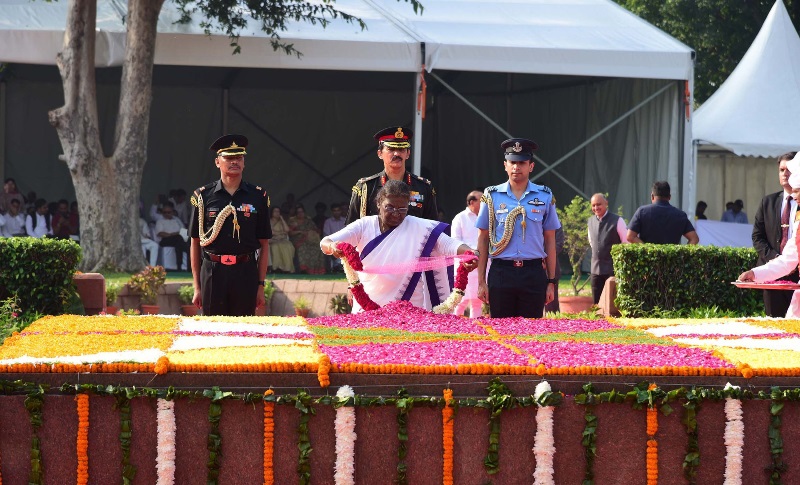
[49, 0, 165, 272]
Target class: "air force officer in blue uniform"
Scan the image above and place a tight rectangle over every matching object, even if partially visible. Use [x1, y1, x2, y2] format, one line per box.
[476, 138, 561, 318]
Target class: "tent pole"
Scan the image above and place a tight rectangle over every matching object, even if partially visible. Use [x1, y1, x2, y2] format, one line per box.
[428, 70, 587, 198]
[682, 75, 696, 214]
[222, 88, 229, 134]
[412, 70, 422, 175]
[536, 82, 674, 178]
[0, 79, 5, 182]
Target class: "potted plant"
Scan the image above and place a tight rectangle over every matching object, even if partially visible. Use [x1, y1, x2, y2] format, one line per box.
[105, 282, 121, 315]
[127, 265, 167, 314]
[293, 295, 311, 318]
[329, 294, 352, 315]
[556, 195, 595, 313]
[177, 285, 198, 316]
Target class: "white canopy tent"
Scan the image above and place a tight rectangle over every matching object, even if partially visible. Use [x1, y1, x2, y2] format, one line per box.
[0, 0, 695, 217]
[693, 0, 800, 227]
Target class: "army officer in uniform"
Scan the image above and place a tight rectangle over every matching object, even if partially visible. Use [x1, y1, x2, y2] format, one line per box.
[345, 126, 438, 224]
[476, 138, 561, 318]
[190, 134, 272, 316]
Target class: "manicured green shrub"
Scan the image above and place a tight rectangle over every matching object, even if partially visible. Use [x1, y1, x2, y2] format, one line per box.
[0, 237, 82, 316]
[611, 244, 761, 317]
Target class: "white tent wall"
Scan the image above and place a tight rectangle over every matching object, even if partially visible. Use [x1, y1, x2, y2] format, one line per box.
[696, 149, 781, 224]
[2, 64, 687, 223]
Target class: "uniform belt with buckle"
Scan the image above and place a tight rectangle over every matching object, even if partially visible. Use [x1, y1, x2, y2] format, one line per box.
[493, 258, 543, 268]
[204, 252, 254, 265]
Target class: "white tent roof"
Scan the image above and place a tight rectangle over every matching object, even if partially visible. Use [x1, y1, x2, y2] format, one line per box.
[0, 0, 693, 79]
[693, 1, 800, 157]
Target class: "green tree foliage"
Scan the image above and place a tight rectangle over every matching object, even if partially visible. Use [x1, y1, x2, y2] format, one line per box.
[614, 0, 800, 104]
[557, 195, 593, 296]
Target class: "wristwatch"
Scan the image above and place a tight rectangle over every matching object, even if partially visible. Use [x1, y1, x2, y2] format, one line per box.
[546, 278, 558, 285]
[258, 281, 265, 286]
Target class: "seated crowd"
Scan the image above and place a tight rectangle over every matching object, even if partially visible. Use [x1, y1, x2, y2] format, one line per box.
[0, 178, 80, 239]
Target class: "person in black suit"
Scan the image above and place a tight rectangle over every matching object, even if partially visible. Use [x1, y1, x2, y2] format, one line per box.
[752, 152, 798, 317]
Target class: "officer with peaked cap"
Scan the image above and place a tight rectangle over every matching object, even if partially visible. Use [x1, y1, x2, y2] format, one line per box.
[475, 138, 561, 318]
[345, 126, 439, 224]
[189, 134, 272, 316]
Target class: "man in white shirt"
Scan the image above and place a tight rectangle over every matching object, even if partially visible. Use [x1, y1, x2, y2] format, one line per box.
[0, 198, 26, 237]
[452, 190, 484, 317]
[25, 198, 52, 238]
[322, 204, 346, 272]
[587, 193, 628, 304]
[140, 217, 159, 266]
[155, 202, 188, 271]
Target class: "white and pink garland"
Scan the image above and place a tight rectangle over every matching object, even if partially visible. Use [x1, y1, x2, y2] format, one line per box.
[156, 398, 177, 485]
[532, 380, 555, 485]
[334, 385, 357, 485]
[723, 383, 743, 485]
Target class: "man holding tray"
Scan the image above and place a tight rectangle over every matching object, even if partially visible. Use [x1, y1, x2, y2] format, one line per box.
[739, 153, 800, 317]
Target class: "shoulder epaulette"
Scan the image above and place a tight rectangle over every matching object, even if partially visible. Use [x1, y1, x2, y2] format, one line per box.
[486, 185, 499, 193]
[191, 182, 215, 206]
[362, 173, 382, 183]
[539, 185, 551, 194]
[411, 173, 432, 185]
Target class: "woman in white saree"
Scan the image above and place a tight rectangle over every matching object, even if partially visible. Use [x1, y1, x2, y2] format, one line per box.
[321, 180, 477, 313]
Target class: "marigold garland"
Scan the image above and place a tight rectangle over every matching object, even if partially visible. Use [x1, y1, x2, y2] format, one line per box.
[263, 390, 275, 485]
[395, 388, 412, 485]
[318, 355, 331, 388]
[442, 389, 454, 485]
[154, 356, 169, 375]
[76, 393, 89, 485]
[334, 385, 356, 485]
[646, 384, 658, 485]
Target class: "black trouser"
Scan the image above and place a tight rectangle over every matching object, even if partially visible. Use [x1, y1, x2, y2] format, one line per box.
[159, 235, 189, 271]
[591, 273, 613, 305]
[488, 259, 547, 318]
[200, 257, 258, 316]
[763, 268, 798, 317]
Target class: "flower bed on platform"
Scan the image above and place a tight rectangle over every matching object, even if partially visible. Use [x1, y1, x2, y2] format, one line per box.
[3, 302, 800, 381]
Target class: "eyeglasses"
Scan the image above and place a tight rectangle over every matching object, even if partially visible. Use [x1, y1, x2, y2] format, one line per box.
[381, 205, 409, 215]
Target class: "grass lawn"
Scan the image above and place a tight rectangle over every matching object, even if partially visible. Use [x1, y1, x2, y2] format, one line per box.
[100, 269, 588, 296]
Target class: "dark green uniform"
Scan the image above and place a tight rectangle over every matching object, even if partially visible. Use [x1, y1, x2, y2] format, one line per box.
[345, 170, 438, 224]
[190, 180, 271, 316]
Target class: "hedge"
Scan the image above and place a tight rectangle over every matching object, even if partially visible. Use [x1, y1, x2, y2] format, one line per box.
[611, 244, 761, 317]
[0, 238, 82, 315]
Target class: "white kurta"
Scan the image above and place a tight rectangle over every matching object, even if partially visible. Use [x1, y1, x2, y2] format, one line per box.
[328, 215, 462, 312]
[752, 221, 800, 317]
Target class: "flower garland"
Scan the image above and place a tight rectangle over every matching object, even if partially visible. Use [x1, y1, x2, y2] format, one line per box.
[318, 355, 331, 388]
[295, 390, 314, 485]
[682, 391, 700, 484]
[395, 388, 412, 485]
[576, 384, 598, 485]
[264, 390, 275, 485]
[24, 385, 44, 485]
[646, 383, 659, 485]
[484, 378, 513, 475]
[154, 356, 169, 375]
[337, 242, 380, 311]
[768, 394, 786, 484]
[334, 385, 356, 485]
[722, 383, 743, 485]
[532, 381, 555, 485]
[114, 390, 136, 485]
[206, 387, 230, 485]
[156, 398, 176, 485]
[442, 389, 454, 485]
[433, 252, 472, 314]
[76, 393, 89, 485]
